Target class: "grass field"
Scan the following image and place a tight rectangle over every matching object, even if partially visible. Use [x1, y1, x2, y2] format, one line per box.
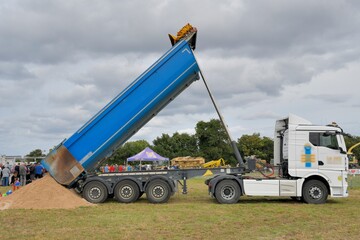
[1, 176, 360, 240]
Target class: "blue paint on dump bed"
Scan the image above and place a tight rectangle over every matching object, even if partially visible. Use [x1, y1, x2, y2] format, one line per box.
[67, 41, 200, 170]
[43, 38, 200, 185]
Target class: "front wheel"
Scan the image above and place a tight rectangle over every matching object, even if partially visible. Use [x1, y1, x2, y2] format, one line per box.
[215, 180, 240, 204]
[302, 180, 328, 204]
[83, 181, 108, 203]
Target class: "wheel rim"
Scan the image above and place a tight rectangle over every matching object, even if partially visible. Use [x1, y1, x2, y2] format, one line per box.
[221, 185, 235, 200]
[152, 185, 165, 198]
[308, 186, 322, 199]
[120, 185, 133, 199]
[89, 187, 101, 200]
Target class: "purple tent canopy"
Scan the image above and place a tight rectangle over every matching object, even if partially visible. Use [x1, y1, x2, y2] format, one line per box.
[127, 147, 169, 162]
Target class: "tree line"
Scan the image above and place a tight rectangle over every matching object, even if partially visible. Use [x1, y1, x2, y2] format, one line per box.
[107, 119, 273, 166]
[26, 119, 360, 167]
[344, 134, 360, 165]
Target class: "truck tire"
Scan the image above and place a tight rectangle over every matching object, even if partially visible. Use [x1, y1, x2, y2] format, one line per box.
[114, 180, 140, 203]
[83, 181, 108, 203]
[146, 179, 171, 204]
[215, 180, 240, 204]
[302, 180, 328, 204]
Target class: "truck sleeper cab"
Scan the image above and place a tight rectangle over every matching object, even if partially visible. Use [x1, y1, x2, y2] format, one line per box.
[206, 114, 348, 204]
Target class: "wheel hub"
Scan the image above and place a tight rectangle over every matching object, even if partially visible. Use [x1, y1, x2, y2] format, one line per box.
[221, 186, 235, 200]
[152, 186, 164, 198]
[309, 186, 322, 199]
[121, 186, 133, 199]
[90, 187, 101, 199]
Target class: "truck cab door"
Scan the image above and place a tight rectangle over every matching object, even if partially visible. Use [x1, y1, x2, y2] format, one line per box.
[309, 132, 346, 171]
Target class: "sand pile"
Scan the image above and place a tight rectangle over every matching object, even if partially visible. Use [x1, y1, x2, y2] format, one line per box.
[0, 175, 94, 210]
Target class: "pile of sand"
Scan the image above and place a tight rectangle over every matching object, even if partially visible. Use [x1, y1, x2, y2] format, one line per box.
[0, 175, 94, 210]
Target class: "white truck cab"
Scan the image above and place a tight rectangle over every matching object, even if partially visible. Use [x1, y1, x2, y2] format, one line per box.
[207, 114, 348, 204]
[271, 114, 348, 202]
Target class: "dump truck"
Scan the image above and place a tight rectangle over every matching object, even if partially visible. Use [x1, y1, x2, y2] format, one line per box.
[42, 24, 348, 204]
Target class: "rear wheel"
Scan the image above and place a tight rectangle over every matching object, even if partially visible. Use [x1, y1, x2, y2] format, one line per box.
[114, 180, 140, 203]
[302, 180, 328, 204]
[83, 181, 108, 203]
[146, 180, 171, 204]
[215, 180, 240, 204]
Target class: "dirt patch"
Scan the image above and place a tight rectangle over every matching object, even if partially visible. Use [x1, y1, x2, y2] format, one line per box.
[0, 175, 94, 210]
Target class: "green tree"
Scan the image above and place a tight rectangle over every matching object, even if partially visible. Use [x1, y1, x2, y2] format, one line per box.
[344, 134, 360, 162]
[261, 136, 274, 161]
[195, 119, 236, 165]
[26, 149, 44, 157]
[26, 149, 45, 163]
[153, 132, 198, 159]
[237, 133, 274, 162]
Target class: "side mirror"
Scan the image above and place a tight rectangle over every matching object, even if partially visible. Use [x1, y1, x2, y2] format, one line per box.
[339, 147, 346, 154]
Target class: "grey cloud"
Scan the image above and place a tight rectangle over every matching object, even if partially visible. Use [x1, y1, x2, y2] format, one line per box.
[304, 93, 349, 104]
[196, 54, 314, 99]
[2, 1, 359, 63]
[0, 1, 176, 63]
[199, 1, 360, 54]
[1, 0, 360, 155]
[0, 62, 34, 79]
[241, 111, 283, 121]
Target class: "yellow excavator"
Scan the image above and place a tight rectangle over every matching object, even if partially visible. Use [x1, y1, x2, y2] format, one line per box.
[202, 158, 226, 168]
[348, 142, 360, 168]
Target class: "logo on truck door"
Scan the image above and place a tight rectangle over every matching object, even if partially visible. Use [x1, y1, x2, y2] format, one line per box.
[301, 143, 316, 167]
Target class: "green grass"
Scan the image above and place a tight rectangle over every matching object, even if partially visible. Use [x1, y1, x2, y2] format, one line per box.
[1, 176, 360, 240]
[348, 174, 360, 189]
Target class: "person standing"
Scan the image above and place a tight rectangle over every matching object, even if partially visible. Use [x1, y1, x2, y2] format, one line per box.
[34, 163, 44, 179]
[2, 166, 10, 186]
[0, 166, 2, 186]
[19, 163, 27, 186]
[104, 164, 109, 173]
[29, 163, 35, 180]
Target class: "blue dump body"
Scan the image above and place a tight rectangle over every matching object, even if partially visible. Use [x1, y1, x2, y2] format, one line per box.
[42, 37, 200, 186]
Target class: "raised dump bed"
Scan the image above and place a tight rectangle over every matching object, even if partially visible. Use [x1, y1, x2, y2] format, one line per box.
[42, 31, 200, 186]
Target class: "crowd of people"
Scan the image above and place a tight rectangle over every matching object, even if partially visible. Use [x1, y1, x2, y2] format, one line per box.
[0, 162, 45, 187]
[99, 163, 174, 173]
[100, 164, 133, 173]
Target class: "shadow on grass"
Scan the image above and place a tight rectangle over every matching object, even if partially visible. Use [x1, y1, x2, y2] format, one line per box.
[94, 193, 343, 206]
[237, 197, 341, 205]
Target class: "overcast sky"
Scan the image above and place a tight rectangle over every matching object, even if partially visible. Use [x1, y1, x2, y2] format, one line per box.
[1, 0, 360, 156]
